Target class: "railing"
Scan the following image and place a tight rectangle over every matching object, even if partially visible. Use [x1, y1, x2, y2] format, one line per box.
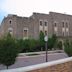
[1, 57, 72, 72]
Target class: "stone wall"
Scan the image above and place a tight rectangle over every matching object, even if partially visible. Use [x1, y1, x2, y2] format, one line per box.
[1, 12, 72, 39]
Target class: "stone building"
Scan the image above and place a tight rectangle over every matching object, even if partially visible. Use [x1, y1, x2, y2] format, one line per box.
[0, 12, 72, 41]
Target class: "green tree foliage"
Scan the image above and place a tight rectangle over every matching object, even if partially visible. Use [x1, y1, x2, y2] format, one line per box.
[19, 39, 41, 52]
[29, 39, 41, 52]
[21, 39, 30, 52]
[57, 41, 63, 50]
[29, 39, 36, 49]
[47, 34, 57, 50]
[47, 37, 54, 50]
[16, 39, 25, 53]
[0, 33, 19, 69]
[39, 31, 45, 50]
[29, 39, 37, 51]
[52, 34, 57, 47]
[64, 40, 72, 57]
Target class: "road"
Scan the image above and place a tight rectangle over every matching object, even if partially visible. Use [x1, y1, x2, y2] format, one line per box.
[0, 53, 68, 70]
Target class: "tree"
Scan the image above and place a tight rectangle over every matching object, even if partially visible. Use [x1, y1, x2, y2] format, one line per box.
[16, 39, 25, 53]
[34, 40, 41, 51]
[47, 37, 54, 50]
[17, 39, 41, 53]
[29, 39, 37, 52]
[0, 33, 19, 69]
[29, 39, 41, 52]
[47, 34, 57, 50]
[57, 41, 63, 50]
[52, 34, 57, 49]
[64, 39, 72, 57]
[21, 39, 30, 52]
[39, 31, 45, 50]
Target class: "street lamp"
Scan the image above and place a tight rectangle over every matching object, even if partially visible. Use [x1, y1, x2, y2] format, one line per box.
[44, 35, 48, 62]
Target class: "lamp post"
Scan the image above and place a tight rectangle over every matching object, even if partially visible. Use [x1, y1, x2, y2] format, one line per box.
[44, 35, 48, 62]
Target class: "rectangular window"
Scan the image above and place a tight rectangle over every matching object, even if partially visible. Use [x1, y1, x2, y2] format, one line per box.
[54, 23, 57, 27]
[62, 32, 65, 36]
[66, 22, 68, 28]
[23, 27, 28, 38]
[24, 30, 27, 37]
[40, 30, 43, 33]
[40, 21, 42, 26]
[45, 31, 47, 35]
[62, 22, 64, 27]
[44, 21, 47, 26]
[66, 32, 68, 36]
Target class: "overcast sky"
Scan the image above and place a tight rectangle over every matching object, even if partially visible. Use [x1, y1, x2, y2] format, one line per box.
[0, 0, 72, 23]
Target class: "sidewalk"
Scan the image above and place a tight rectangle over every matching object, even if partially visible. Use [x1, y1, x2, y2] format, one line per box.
[18, 50, 64, 57]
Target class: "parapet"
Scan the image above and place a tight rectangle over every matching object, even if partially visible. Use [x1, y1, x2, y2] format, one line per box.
[7, 14, 17, 17]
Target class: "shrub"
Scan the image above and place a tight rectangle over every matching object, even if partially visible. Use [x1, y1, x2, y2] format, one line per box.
[64, 40, 72, 57]
[0, 33, 19, 69]
[57, 41, 63, 50]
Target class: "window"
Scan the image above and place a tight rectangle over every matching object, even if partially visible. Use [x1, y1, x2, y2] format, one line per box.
[24, 30, 27, 37]
[23, 28, 28, 37]
[66, 28, 69, 36]
[39, 20, 43, 31]
[54, 22, 58, 34]
[54, 23, 57, 27]
[40, 30, 43, 33]
[45, 31, 47, 35]
[66, 22, 68, 28]
[54, 21, 57, 27]
[9, 20, 12, 24]
[40, 21, 42, 26]
[62, 22, 64, 27]
[66, 31, 68, 36]
[62, 32, 65, 36]
[9, 20, 12, 27]
[9, 21, 11, 24]
[44, 21, 47, 26]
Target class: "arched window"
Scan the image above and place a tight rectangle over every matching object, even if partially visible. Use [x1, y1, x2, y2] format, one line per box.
[9, 20, 12, 24]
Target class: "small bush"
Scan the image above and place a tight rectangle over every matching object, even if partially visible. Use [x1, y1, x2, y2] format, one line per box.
[57, 41, 63, 50]
[64, 40, 72, 57]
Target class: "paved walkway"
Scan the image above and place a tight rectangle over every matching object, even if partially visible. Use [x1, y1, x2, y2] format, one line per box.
[0, 52, 68, 70]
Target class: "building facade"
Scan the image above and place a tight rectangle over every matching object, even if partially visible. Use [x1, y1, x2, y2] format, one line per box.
[0, 12, 72, 40]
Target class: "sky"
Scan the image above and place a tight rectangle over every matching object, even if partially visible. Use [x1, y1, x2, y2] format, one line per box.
[0, 0, 72, 23]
